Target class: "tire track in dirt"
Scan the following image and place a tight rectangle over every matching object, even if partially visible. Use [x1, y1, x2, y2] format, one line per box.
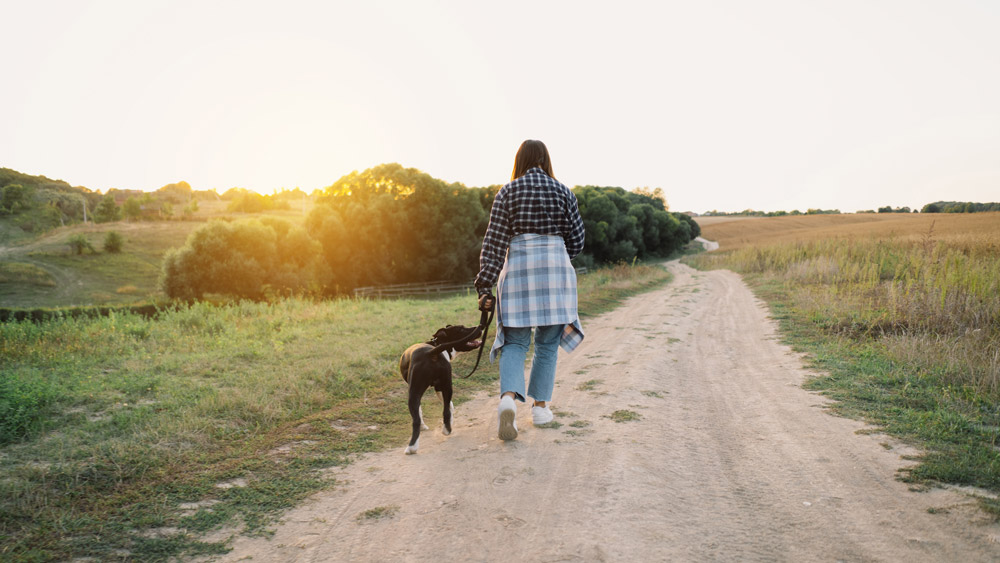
[209, 261, 1000, 562]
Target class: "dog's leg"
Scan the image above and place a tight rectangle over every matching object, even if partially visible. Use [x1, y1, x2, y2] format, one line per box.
[436, 391, 455, 419]
[405, 381, 426, 455]
[438, 384, 454, 436]
[418, 406, 429, 430]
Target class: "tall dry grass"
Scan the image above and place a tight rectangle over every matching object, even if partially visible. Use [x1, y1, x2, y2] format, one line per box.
[699, 212, 1000, 252]
[692, 216, 1000, 394]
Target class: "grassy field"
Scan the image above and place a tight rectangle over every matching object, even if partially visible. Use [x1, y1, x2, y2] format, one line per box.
[0, 201, 313, 309]
[688, 213, 1000, 509]
[0, 261, 672, 562]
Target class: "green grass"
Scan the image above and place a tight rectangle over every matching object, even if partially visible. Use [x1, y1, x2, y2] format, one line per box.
[355, 505, 400, 521]
[576, 379, 603, 391]
[535, 420, 563, 429]
[606, 409, 642, 423]
[685, 234, 1000, 510]
[0, 262, 55, 286]
[0, 260, 673, 561]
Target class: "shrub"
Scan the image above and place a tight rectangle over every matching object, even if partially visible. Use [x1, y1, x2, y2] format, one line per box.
[1, 183, 28, 214]
[67, 234, 94, 255]
[573, 185, 695, 264]
[103, 231, 124, 253]
[160, 218, 324, 300]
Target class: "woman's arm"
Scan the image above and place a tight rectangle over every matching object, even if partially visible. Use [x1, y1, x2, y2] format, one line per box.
[475, 191, 511, 295]
[564, 193, 585, 259]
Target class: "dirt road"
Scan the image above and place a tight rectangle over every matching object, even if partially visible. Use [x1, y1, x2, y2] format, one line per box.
[216, 261, 1000, 562]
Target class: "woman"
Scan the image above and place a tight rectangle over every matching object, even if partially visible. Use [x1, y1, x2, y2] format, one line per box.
[475, 140, 586, 441]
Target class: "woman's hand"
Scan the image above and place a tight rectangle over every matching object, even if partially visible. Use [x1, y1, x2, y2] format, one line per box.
[478, 293, 495, 312]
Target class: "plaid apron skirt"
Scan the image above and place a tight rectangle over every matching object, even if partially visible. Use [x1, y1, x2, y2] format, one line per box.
[490, 234, 585, 361]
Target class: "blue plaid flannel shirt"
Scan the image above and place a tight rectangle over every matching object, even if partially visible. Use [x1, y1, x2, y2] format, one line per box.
[475, 168, 585, 295]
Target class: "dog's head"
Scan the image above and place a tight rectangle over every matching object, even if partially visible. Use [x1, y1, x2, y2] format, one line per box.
[431, 324, 483, 352]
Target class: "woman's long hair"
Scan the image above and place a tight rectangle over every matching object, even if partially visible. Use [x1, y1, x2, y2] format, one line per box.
[511, 140, 555, 181]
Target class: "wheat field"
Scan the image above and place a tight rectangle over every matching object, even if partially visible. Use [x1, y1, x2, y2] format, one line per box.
[698, 212, 1000, 252]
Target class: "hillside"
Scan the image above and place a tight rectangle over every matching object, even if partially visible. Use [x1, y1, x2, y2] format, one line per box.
[0, 221, 206, 307]
[0, 168, 95, 244]
[0, 197, 318, 308]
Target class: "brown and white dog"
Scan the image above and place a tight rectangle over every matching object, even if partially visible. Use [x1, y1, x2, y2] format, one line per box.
[399, 325, 482, 454]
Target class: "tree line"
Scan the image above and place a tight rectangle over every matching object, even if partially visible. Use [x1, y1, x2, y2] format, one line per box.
[161, 164, 700, 300]
[0, 169, 304, 234]
[920, 201, 1000, 213]
[701, 208, 841, 217]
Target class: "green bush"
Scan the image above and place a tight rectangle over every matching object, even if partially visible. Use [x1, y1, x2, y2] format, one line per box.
[103, 231, 124, 253]
[1, 183, 28, 214]
[67, 234, 95, 255]
[573, 185, 694, 263]
[160, 218, 325, 300]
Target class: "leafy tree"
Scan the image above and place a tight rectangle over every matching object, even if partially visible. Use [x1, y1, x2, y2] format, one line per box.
[0, 167, 73, 192]
[273, 187, 308, 201]
[573, 185, 693, 264]
[103, 231, 124, 253]
[306, 163, 485, 293]
[36, 190, 86, 223]
[123, 197, 142, 221]
[0, 184, 28, 214]
[156, 181, 192, 203]
[41, 202, 64, 228]
[160, 218, 324, 300]
[632, 187, 669, 210]
[220, 187, 248, 200]
[182, 200, 199, 219]
[923, 201, 1000, 213]
[676, 212, 701, 239]
[227, 191, 291, 213]
[93, 193, 122, 223]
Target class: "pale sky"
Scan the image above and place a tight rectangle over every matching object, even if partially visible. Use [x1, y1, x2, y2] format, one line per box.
[3, 0, 998, 213]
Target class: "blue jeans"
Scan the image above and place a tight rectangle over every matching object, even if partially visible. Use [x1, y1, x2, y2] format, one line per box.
[499, 324, 563, 403]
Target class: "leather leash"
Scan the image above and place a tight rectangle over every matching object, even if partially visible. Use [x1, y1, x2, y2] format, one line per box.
[428, 295, 495, 379]
[458, 306, 494, 379]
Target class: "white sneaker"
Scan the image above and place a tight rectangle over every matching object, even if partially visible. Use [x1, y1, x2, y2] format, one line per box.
[497, 396, 518, 441]
[532, 405, 554, 425]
